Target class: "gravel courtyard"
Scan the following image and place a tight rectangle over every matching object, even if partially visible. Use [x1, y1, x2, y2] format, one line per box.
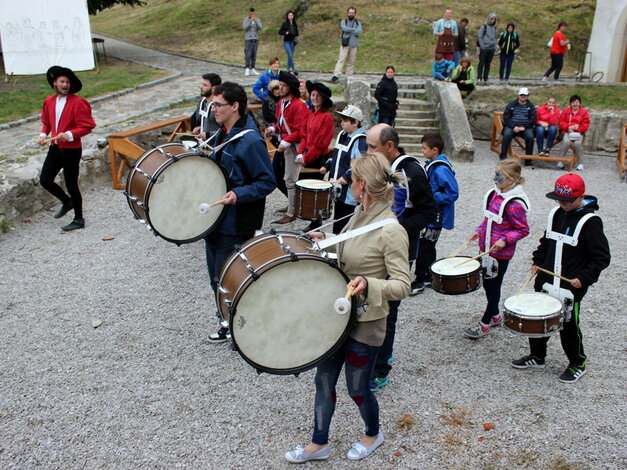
[1, 142, 625, 469]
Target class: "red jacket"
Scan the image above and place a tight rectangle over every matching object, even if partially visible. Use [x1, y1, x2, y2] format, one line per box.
[299, 110, 334, 164]
[558, 106, 590, 134]
[273, 97, 309, 145]
[40, 94, 96, 148]
[550, 31, 568, 55]
[535, 104, 560, 126]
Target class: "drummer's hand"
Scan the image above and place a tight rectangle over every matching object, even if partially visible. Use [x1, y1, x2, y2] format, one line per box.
[349, 276, 368, 297]
[295, 154, 305, 165]
[37, 137, 46, 146]
[492, 239, 506, 251]
[198, 132, 207, 140]
[56, 132, 69, 142]
[277, 143, 289, 152]
[337, 176, 347, 185]
[309, 231, 325, 242]
[531, 265, 539, 275]
[319, 167, 327, 174]
[469, 232, 479, 241]
[222, 191, 238, 205]
[264, 127, 274, 138]
[570, 277, 582, 289]
[192, 126, 201, 135]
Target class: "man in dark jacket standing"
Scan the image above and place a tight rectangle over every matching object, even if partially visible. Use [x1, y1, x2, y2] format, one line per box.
[500, 87, 536, 165]
[205, 82, 276, 343]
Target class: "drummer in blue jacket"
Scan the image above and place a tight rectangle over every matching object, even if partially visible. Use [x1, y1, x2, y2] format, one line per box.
[412, 133, 459, 294]
[205, 82, 276, 343]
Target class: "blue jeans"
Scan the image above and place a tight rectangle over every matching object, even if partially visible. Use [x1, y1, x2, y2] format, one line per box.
[312, 338, 380, 445]
[499, 53, 515, 80]
[244, 39, 258, 68]
[535, 125, 558, 152]
[500, 127, 534, 159]
[481, 258, 509, 324]
[283, 40, 296, 71]
[453, 50, 461, 66]
[434, 71, 450, 81]
[378, 115, 395, 126]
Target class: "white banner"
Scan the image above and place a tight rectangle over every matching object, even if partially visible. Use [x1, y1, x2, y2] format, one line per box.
[0, 0, 94, 75]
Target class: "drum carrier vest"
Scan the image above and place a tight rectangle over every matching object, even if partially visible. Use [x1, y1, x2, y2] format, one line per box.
[391, 154, 428, 212]
[541, 206, 597, 319]
[331, 131, 366, 181]
[482, 188, 530, 279]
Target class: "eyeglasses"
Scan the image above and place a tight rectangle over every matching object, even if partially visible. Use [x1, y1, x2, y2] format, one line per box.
[211, 101, 231, 109]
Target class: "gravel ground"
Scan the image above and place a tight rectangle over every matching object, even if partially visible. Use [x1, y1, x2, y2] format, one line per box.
[1, 141, 625, 470]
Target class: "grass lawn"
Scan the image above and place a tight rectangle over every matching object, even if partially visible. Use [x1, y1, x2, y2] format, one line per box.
[90, 0, 597, 77]
[0, 58, 170, 124]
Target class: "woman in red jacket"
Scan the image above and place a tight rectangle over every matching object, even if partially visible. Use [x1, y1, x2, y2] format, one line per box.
[556, 95, 590, 171]
[295, 81, 335, 230]
[535, 96, 560, 156]
[543, 22, 570, 82]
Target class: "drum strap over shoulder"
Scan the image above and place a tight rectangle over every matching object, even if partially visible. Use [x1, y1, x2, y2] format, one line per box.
[314, 218, 397, 251]
[391, 155, 426, 210]
[208, 129, 255, 157]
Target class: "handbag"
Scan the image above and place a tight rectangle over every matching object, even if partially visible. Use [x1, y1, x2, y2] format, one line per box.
[341, 36, 350, 47]
[371, 105, 379, 124]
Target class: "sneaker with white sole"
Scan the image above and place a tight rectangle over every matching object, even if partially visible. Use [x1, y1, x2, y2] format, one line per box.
[576, 163, 584, 171]
[410, 281, 427, 296]
[346, 432, 384, 461]
[208, 326, 231, 343]
[244, 68, 250, 76]
[489, 314, 504, 327]
[464, 322, 492, 339]
[556, 161, 565, 169]
[559, 365, 586, 383]
[511, 355, 546, 369]
[285, 445, 330, 463]
[251, 68, 260, 75]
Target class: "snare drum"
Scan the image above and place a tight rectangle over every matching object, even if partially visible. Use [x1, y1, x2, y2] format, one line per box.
[217, 232, 355, 375]
[126, 143, 228, 245]
[504, 293, 563, 337]
[430, 256, 482, 295]
[294, 179, 333, 220]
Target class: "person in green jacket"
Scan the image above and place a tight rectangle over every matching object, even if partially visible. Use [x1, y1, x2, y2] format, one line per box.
[451, 56, 476, 98]
[498, 23, 520, 82]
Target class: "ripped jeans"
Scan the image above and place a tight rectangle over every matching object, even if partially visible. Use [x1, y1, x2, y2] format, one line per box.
[312, 337, 380, 445]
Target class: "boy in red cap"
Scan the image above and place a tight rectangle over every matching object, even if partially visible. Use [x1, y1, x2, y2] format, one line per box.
[512, 174, 610, 383]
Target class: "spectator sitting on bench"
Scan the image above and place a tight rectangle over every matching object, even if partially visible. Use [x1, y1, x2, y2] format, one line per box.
[500, 87, 536, 166]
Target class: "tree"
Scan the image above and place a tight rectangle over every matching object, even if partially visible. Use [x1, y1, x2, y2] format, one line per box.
[87, 0, 145, 15]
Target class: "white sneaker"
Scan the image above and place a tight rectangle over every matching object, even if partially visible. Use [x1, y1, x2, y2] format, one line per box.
[556, 161, 565, 169]
[244, 68, 250, 76]
[251, 68, 259, 75]
[346, 432, 384, 461]
[576, 163, 584, 171]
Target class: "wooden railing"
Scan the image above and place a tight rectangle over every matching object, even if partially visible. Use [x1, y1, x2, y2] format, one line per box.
[617, 123, 627, 178]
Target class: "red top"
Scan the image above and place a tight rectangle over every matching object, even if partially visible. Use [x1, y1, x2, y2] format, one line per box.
[550, 31, 568, 55]
[536, 104, 561, 126]
[559, 106, 590, 134]
[273, 97, 309, 145]
[298, 110, 334, 164]
[40, 94, 96, 149]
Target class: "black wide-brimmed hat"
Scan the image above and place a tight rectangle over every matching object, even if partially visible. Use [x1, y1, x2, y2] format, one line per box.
[306, 81, 333, 109]
[46, 66, 82, 93]
[279, 70, 301, 98]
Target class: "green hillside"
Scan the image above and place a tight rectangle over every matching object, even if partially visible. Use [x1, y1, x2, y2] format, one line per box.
[90, 0, 597, 77]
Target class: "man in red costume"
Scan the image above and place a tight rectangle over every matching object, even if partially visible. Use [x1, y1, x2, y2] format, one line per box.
[38, 66, 96, 231]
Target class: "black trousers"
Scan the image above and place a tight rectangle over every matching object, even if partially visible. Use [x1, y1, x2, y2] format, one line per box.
[477, 48, 495, 80]
[40, 145, 83, 219]
[529, 300, 586, 367]
[481, 258, 509, 324]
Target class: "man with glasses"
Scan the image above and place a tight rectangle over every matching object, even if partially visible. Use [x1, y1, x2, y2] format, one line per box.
[205, 82, 276, 343]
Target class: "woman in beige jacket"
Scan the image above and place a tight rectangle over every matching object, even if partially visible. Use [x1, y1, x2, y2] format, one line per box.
[285, 153, 410, 463]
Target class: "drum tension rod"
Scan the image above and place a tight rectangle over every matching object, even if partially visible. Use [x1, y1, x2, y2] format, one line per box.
[289, 252, 299, 262]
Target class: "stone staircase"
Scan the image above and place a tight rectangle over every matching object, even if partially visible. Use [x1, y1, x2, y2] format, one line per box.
[372, 81, 440, 155]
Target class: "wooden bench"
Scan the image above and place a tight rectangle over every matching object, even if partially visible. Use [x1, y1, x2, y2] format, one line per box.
[107, 115, 191, 190]
[617, 123, 627, 178]
[490, 111, 577, 170]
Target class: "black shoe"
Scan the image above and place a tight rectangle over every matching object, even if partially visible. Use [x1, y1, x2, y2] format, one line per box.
[410, 281, 427, 296]
[330, 76, 339, 83]
[524, 159, 534, 167]
[511, 355, 545, 369]
[62, 218, 85, 231]
[53, 201, 73, 219]
[499, 155, 507, 161]
[559, 364, 586, 383]
[208, 327, 231, 344]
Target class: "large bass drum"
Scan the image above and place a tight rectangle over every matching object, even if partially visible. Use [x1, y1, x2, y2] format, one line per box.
[217, 232, 356, 375]
[125, 143, 228, 244]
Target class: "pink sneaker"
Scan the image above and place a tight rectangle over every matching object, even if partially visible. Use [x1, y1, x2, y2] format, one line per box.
[490, 314, 504, 327]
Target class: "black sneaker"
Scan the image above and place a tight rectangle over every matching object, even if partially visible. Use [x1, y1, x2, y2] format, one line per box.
[559, 365, 586, 383]
[511, 355, 545, 369]
[62, 218, 85, 231]
[54, 201, 73, 218]
[208, 327, 231, 344]
[410, 281, 428, 296]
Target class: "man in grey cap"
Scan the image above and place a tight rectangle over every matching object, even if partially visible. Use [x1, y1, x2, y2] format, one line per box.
[243, 7, 262, 76]
[500, 87, 536, 165]
[331, 7, 362, 83]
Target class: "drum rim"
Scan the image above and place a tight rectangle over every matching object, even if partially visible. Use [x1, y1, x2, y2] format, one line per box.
[295, 179, 333, 190]
[126, 148, 230, 245]
[228, 255, 356, 375]
[429, 256, 482, 277]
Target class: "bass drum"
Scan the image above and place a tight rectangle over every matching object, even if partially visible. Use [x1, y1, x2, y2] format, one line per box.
[217, 232, 355, 375]
[126, 143, 228, 244]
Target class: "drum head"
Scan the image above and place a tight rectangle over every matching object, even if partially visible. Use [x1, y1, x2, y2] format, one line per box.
[504, 293, 563, 317]
[147, 154, 228, 243]
[231, 258, 353, 375]
[431, 256, 480, 276]
[296, 179, 333, 190]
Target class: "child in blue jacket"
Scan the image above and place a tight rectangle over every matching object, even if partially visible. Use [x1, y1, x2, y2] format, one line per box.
[432, 54, 455, 80]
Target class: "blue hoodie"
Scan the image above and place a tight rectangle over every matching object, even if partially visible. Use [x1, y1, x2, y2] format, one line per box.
[252, 69, 281, 100]
[425, 154, 459, 230]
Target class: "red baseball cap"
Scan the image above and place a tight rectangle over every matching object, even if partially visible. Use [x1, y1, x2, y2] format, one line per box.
[546, 174, 585, 201]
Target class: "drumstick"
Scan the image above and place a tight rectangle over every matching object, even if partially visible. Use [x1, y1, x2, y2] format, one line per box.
[517, 271, 536, 295]
[447, 239, 472, 258]
[454, 246, 495, 267]
[344, 285, 355, 299]
[198, 199, 227, 213]
[174, 132, 197, 137]
[41, 136, 60, 144]
[537, 267, 574, 283]
[334, 285, 355, 315]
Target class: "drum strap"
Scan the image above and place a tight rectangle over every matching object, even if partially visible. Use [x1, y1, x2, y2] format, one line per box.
[390, 155, 426, 210]
[314, 218, 398, 251]
[204, 129, 255, 156]
[279, 100, 292, 137]
[332, 132, 366, 181]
